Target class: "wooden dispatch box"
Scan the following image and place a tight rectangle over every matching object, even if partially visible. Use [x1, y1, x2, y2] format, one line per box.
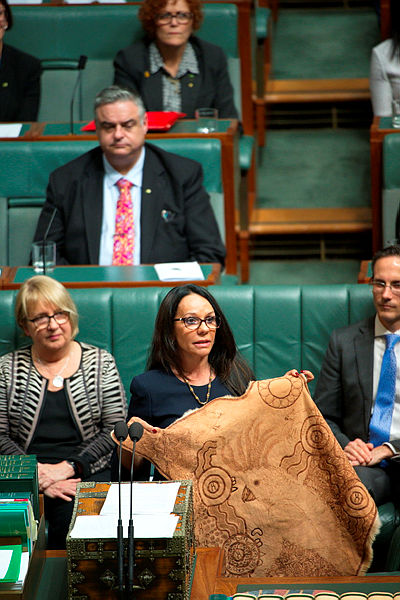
[66, 481, 195, 600]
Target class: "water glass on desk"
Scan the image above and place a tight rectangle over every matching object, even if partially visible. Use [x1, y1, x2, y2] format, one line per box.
[392, 99, 400, 128]
[31, 241, 56, 274]
[195, 108, 218, 133]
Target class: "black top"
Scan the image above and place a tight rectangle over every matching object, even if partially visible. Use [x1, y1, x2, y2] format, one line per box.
[27, 388, 82, 463]
[0, 44, 41, 122]
[128, 368, 231, 428]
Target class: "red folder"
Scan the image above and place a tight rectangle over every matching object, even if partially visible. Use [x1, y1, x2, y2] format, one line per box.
[80, 111, 186, 132]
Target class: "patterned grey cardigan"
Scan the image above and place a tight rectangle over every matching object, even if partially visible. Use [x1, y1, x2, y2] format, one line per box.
[0, 343, 127, 477]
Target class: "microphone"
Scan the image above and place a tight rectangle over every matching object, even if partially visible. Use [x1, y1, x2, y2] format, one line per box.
[127, 422, 143, 598]
[69, 54, 87, 135]
[42, 206, 57, 276]
[113, 421, 128, 597]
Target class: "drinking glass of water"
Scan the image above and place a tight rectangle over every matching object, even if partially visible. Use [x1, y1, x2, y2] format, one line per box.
[31, 241, 56, 273]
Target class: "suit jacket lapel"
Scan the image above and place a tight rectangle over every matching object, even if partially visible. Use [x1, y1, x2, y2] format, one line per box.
[82, 150, 104, 264]
[140, 147, 165, 262]
[354, 317, 375, 437]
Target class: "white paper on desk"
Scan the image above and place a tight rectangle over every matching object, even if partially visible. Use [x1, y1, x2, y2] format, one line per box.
[69, 513, 179, 539]
[9, 0, 41, 4]
[65, 0, 123, 3]
[17, 552, 29, 583]
[101, 481, 180, 516]
[0, 550, 12, 579]
[0, 124, 22, 137]
[154, 261, 204, 282]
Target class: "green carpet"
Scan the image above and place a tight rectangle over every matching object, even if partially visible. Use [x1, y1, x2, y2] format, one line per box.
[248, 259, 361, 284]
[256, 128, 370, 208]
[272, 8, 380, 80]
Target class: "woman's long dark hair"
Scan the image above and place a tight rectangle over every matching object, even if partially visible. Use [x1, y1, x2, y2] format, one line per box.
[146, 284, 254, 396]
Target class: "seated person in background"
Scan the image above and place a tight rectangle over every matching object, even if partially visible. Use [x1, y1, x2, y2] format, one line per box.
[0, 276, 127, 548]
[314, 245, 400, 508]
[113, 0, 239, 119]
[0, 0, 41, 122]
[370, 0, 400, 116]
[119, 283, 312, 479]
[33, 85, 225, 267]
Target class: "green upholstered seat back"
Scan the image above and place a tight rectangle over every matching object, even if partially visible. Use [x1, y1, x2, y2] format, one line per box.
[0, 141, 98, 265]
[383, 134, 400, 245]
[0, 138, 224, 264]
[0, 285, 374, 397]
[7, 4, 240, 121]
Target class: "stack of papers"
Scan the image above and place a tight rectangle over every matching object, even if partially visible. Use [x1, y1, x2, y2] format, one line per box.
[69, 481, 181, 539]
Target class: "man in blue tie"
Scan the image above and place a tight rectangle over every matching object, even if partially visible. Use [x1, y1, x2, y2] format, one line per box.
[315, 245, 400, 507]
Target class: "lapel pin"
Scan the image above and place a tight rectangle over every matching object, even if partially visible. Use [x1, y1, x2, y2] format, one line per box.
[2, 82, 8, 87]
[161, 209, 172, 222]
[145, 188, 152, 194]
[188, 82, 194, 88]
[144, 71, 150, 78]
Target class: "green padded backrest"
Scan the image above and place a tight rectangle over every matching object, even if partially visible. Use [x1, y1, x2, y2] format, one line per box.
[383, 134, 400, 245]
[7, 4, 239, 121]
[0, 141, 98, 196]
[253, 284, 374, 394]
[7, 4, 238, 60]
[0, 141, 98, 265]
[149, 138, 222, 193]
[0, 285, 374, 399]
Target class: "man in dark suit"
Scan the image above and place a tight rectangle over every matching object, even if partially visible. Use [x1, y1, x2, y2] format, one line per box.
[314, 245, 400, 506]
[33, 85, 225, 267]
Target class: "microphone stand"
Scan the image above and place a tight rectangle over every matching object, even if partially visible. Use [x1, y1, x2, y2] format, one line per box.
[113, 421, 128, 599]
[127, 441, 136, 599]
[117, 435, 125, 600]
[69, 55, 87, 135]
[127, 423, 143, 599]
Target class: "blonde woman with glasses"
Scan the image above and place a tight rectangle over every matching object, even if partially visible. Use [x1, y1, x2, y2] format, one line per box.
[0, 276, 126, 548]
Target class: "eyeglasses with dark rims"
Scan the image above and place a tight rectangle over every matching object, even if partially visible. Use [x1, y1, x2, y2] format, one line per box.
[156, 11, 193, 24]
[28, 311, 70, 329]
[173, 315, 221, 330]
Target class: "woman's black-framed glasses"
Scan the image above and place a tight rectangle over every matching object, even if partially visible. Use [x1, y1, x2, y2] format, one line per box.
[156, 11, 193, 24]
[28, 311, 70, 330]
[174, 315, 221, 330]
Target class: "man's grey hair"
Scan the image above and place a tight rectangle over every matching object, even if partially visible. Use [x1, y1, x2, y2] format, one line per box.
[94, 86, 146, 123]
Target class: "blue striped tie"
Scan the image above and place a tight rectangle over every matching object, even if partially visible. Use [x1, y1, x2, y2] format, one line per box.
[369, 333, 400, 447]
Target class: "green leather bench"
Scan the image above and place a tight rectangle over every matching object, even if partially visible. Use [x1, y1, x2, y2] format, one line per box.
[0, 282, 398, 569]
[382, 133, 400, 245]
[0, 138, 235, 272]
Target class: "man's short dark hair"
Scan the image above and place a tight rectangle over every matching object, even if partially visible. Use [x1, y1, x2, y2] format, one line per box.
[371, 245, 400, 277]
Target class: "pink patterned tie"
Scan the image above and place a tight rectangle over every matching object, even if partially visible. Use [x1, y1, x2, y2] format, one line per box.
[113, 178, 134, 265]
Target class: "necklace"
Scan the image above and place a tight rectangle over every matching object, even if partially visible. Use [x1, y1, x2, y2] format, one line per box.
[184, 367, 212, 406]
[34, 351, 70, 388]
